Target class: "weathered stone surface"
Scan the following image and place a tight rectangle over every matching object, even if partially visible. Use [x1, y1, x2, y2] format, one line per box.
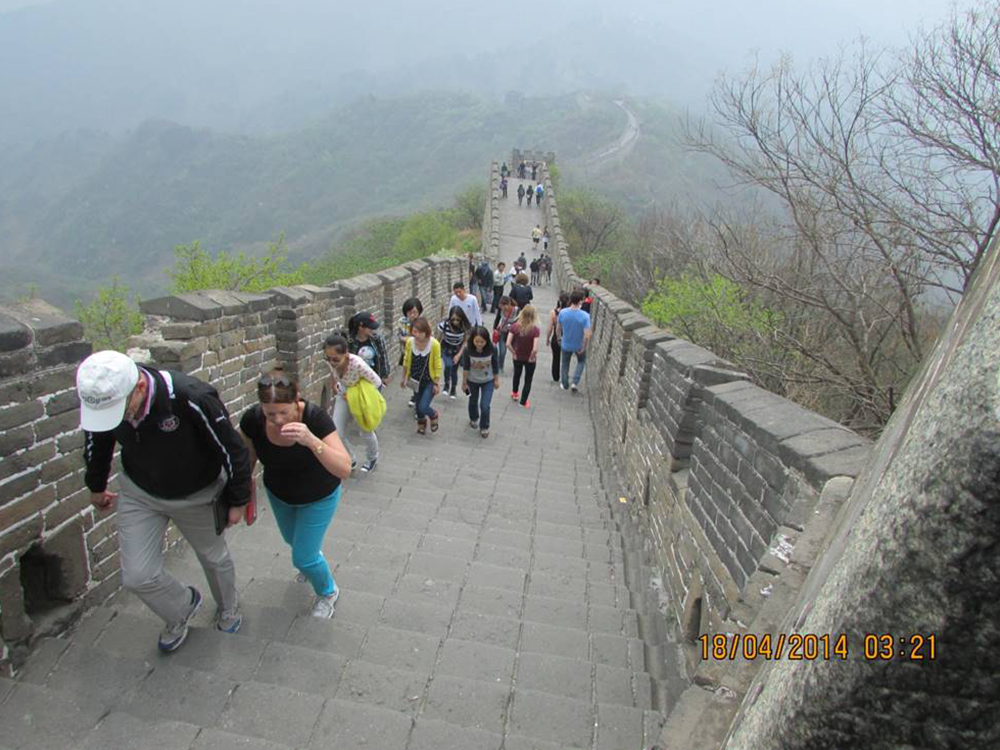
[726, 237, 1000, 749]
[0, 312, 31, 352]
[2, 299, 83, 346]
[140, 293, 224, 321]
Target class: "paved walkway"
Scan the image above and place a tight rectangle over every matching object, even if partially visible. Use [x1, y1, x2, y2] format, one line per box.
[0, 179, 664, 750]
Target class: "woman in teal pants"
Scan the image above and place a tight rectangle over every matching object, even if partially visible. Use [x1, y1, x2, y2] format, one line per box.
[239, 370, 352, 618]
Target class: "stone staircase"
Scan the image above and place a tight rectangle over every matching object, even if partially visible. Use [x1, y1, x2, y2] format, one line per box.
[0, 180, 681, 749]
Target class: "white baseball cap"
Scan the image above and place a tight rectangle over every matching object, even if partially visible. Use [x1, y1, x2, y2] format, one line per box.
[77, 350, 140, 432]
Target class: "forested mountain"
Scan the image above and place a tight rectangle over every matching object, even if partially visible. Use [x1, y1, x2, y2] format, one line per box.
[0, 92, 626, 306]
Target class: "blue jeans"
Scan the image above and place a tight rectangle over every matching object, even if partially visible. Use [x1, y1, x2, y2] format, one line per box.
[467, 380, 495, 429]
[267, 487, 340, 597]
[415, 380, 438, 422]
[561, 349, 587, 388]
[442, 347, 459, 393]
[496, 340, 508, 372]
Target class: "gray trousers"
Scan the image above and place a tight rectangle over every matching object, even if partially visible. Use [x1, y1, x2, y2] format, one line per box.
[116, 472, 237, 626]
[333, 394, 379, 463]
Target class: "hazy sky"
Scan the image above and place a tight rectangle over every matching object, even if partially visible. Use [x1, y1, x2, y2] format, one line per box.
[0, 0, 963, 142]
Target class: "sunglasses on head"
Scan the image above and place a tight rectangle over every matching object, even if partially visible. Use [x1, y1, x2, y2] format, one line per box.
[258, 373, 293, 388]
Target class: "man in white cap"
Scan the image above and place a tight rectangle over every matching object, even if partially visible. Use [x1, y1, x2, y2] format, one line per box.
[77, 350, 252, 652]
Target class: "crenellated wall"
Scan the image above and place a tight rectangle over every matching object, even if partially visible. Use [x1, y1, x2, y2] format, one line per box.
[0, 255, 463, 676]
[538, 163, 872, 731]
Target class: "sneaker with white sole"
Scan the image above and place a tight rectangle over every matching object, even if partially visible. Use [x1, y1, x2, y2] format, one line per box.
[361, 458, 377, 473]
[449, 393, 456, 400]
[570, 383, 578, 392]
[216, 598, 242, 634]
[158, 586, 202, 652]
[470, 420, 479, 429]
[311, 585, 340, 619]
[295, 571, 308, 583]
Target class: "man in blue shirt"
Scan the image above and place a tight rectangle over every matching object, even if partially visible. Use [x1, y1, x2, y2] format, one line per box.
[556, 289, 592, 391]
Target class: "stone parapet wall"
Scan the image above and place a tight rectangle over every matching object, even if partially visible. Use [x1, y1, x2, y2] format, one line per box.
[537, 163, 872, 713]
[0, 255, 461, 676]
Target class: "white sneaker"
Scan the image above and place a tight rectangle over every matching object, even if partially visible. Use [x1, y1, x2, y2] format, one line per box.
[441, 388, 450, 397]
[449, 393, 457, 400]
[570, 383, 578, 392]
[311, 586, 340, 619]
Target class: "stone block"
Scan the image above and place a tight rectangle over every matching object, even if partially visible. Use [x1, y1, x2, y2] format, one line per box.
[0, 566, 33, 641]
[0, 348, 32, 377]
[44, 488, 92, 530]
[0, 469, 40, 506]
[0, 401, 44, 431]
[0, 312, 31, 352]
[801, 445, 872, 484]
[200, 290, 251, 315]
[141, 293, 224, 321]
[36, 341, 91, 369]
[778, 429, 870, 464]
[0, 442, 56, 483]
[0, 484, 54, 528]
[27, 368, 76, 399]
[45, 389, 79, 417]
[2, 299, 83, 346]
[34, 409, 80, 441]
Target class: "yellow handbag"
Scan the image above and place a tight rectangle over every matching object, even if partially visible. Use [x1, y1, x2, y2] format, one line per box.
[345, 379, 387, 432]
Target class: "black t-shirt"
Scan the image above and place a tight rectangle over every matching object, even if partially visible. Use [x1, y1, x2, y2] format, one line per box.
[240, 402, 339, 505]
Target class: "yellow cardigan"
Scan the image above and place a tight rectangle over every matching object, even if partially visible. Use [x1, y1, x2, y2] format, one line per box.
[403, 337, 443, 384]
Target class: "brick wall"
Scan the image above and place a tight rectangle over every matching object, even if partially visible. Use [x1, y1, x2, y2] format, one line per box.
[0, 256, 461, 676]
[537, 163, 873, 694]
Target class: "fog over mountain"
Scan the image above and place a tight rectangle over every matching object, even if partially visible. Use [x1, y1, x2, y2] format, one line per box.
[0, 0, 954, 143]
[0, 0, 958, 306]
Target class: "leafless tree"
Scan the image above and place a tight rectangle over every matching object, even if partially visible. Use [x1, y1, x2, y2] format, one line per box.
[672, 4, 999, 431]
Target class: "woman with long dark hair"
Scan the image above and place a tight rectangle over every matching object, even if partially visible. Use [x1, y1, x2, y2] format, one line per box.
[547, 292, 570, 383]
[238, 370, 351, 619]
[461, 325, 500, 438]
[436, 305, 470, 399]
[324, 333, 383, 473]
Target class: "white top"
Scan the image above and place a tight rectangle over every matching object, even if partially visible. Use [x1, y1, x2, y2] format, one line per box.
[328, 353, 382, 395]
[449, 293, 482, 327]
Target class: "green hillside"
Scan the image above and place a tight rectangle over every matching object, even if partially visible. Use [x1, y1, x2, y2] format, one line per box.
[0, 92, 625, 308]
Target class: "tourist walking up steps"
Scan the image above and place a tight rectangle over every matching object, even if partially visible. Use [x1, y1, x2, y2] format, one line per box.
[77, 350, 252, 653]
[517, 183, 525, 206]
[491, 261, 509, 313]
[449, 281, 483, 327]
[347, 312, 391, 385]
[324, 333, 383, 473]
[558, 289, 592, 391]
[508, 304, 540, 408]
[548, 292, 569, 382]
[509, 272, 534, 311]
[437, 306, 470, 399]
[239, 371, 351, 619]
[462, 326, 500, 438]
[398, 298, 424, 408]
[493, 296, 518, 373]
[526, 183, 534, 207]
[402, 318, 442, 435]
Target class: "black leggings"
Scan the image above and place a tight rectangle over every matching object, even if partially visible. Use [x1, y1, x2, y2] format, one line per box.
[512, 360, 536, 405]
[550, 339, 561, 381]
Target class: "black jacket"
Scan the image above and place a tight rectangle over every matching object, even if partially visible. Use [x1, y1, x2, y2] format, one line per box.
[83, 367, 252, 505]
[509, 283, 533, 309]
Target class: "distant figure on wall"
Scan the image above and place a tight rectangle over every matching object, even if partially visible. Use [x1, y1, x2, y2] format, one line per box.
[517, 183, 525, 206]
[535, 183, 544, 205]
[500, 162, 509, 178]
[526, 184, 534, 207]
[518, 161, 526, 179]
[514, 253, 527, 274]
[531, 162, 538, 181]
[500, 176, 508, 198]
